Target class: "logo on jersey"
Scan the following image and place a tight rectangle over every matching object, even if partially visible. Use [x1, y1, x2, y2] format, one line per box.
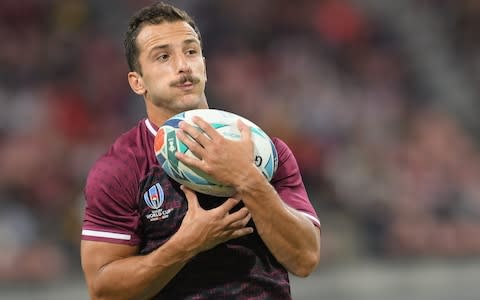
[144, 183, 173, 222]
[144, 183, 164, 209]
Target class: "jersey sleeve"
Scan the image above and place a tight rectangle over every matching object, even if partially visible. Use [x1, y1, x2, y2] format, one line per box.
[82, 154, 141, 245]
[271, 138, 320, 227]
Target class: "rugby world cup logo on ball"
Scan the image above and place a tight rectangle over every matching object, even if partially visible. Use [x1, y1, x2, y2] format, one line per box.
[154, 109, 278, 197]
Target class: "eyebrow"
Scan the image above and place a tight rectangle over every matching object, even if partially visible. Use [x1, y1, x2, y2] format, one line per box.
[183, 38, 200, 46]
[148, 39, 200, 56]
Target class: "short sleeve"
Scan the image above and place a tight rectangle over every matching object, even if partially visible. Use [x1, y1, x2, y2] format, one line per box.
[82, 155, 141, 245]
[271, 138, 320, 227]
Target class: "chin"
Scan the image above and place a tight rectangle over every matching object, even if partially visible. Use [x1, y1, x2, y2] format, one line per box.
[179, 95, 208, 111]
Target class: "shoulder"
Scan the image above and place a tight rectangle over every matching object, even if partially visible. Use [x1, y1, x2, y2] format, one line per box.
[271, 137, 296, 168]
[89, 127, 139, 175]
[270, 137, 320, 226]
[85, 121, 147, 198]
[270, 136, 302, 184]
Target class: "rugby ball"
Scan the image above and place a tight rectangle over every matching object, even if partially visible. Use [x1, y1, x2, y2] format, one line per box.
[154, 109, 278, 197]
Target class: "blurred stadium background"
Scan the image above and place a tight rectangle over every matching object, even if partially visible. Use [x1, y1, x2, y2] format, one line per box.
[1, 0, 480, 299]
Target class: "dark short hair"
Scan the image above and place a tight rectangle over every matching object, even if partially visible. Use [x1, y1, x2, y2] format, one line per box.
[124, 2, 202, 74]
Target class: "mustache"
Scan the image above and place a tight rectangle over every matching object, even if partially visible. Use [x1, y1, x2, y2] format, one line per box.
[170, 74, 200, 86]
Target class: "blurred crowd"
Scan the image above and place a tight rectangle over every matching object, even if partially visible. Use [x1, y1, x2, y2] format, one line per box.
[0, 0, 479, 282]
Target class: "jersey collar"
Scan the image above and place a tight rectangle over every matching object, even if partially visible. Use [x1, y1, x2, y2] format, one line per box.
[145, 119, 158, 136]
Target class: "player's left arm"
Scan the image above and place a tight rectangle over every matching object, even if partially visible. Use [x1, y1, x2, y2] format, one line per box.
[236, 167, 321, 277]
[176, 117, 321, 277]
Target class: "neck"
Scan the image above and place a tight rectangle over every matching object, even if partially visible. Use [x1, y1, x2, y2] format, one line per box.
[144, 96, 209, 127]
[145, 105, 177, 127]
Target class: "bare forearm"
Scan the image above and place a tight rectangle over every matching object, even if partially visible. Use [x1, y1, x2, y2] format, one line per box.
[88, 238, 195, 300]
[235, 167, 320, 277]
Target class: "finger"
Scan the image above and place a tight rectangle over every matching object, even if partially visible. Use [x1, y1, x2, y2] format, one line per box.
[226, 211, 252, 230]
[180, 185, 200, 210]
[175, 151, 204, 170]
[176, 129, 206, 159]
[224, 206, 250, 225]
[237, 119, 252, 142]
[215, 197, 241, 215]
[226, 227, 254, 240]
[231, 193, 242, 201]
[192, 116, 222, 142]
[179, 120, 210, 146]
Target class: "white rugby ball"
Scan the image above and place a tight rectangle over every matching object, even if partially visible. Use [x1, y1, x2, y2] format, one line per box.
[154, 109, 278, 197]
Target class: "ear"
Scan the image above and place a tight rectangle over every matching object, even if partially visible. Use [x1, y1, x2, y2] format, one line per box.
[128, 71, 146, 95]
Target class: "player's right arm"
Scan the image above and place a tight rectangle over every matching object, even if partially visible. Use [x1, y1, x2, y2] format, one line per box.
[81, 186, 252, 300]
[81, 238, 191, 300]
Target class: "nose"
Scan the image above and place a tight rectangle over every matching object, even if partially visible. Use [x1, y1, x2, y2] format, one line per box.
[175, 52, 192, 74]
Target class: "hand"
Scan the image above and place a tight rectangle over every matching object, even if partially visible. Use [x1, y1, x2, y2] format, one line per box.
[175, 116, 257, 188]
[175, 185, 253, 254]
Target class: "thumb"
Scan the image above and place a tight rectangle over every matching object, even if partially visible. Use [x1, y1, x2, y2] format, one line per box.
[180, 185, 200, 210]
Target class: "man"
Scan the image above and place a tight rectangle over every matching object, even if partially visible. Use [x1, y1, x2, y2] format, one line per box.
[81, 2, 321, 300]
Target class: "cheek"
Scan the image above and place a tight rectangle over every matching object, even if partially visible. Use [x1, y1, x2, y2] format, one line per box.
[192, 60, 206, 74]
[197, 65, 207, 81]
[144, 69, 169, 86]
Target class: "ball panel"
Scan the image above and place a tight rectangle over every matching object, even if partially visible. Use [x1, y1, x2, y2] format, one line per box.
[164, 118, 183, 128]
[154, 109, 278, 197]
[181, 164, 210, 185]
[154, 127, 165, 154]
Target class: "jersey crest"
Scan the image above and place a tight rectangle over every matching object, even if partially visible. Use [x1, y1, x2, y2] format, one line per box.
[144, 183, 164, 209]
[143, 182, 174, 222]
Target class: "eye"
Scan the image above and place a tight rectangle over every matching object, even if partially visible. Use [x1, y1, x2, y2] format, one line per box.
[157, 54, 169, 61]
[186, 49, 198, 56]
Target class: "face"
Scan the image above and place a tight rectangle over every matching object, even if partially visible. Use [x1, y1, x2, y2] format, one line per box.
[128, 21, 208, 120]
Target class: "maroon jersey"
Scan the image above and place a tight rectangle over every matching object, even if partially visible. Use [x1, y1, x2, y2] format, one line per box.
[82, 119, 320, 300]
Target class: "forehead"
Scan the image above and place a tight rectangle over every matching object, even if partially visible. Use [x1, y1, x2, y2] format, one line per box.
[136, 21, 200, 52]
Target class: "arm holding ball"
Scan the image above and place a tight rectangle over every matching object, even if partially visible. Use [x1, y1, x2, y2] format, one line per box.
[176, 116, 321, 277]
